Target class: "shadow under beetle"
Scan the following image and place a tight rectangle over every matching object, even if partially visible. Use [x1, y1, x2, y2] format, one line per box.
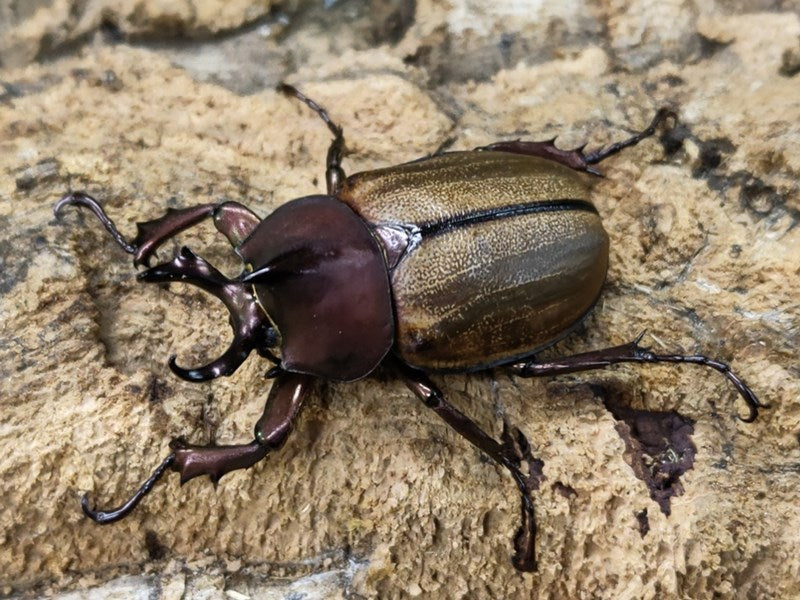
[55, 85, 766, 572]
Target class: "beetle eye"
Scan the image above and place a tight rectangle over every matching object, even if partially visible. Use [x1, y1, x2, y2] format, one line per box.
[264, 327, 279, 348]
[253, 326, 282, 367]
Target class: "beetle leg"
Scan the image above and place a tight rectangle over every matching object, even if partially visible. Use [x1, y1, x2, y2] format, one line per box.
[54, 192, 138, 255]
[582, 109, 677, 167]
[511, 332, 767, 422]
[172, 372, 312, 483]
[397, 364, 540, 572]
[213, 202, 261, 248]
[55, 193, 261, 266]
[55, 192, 216, 266]
[138, 246, 273, 381]
[476, 108, 676, 176]
[81, 373, 312, 524]
[278, 83, 346, 195]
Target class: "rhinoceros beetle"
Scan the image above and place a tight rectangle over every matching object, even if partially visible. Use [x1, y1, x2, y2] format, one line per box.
[55, 85, 765, 572]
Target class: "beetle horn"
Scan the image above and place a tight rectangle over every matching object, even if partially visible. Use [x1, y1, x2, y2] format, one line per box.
[139, 247, 273, 382]
[167, 345, 249, 382]
[240, 246, 325, 285]
[241, 263, 274, 283]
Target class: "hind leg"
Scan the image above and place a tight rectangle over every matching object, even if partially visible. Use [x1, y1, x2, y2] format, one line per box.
[510, 332, 766, 422]
[395, 361, 542, 572]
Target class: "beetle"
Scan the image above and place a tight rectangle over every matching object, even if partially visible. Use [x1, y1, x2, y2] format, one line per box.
[55, 85, 765, 572]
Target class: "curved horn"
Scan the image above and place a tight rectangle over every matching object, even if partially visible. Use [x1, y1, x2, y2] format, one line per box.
[139, 247, 272, 382]
[168, 344, 250, 382]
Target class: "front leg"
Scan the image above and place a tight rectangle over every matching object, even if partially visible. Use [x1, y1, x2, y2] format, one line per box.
[56, 193, 271, 380]
[55, 192, 215, 266]
[395, 362, 542, 572]
[81, 372, 313, 523]
[55, 192, 261, 265]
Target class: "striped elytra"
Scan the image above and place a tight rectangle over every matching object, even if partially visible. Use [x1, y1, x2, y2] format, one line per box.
[339, 150, 609, 371]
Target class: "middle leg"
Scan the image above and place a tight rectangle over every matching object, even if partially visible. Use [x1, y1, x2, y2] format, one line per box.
[279, 83, 346, 195]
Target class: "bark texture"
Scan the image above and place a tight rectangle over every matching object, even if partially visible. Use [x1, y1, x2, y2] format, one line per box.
[1, 1, 799, 598]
